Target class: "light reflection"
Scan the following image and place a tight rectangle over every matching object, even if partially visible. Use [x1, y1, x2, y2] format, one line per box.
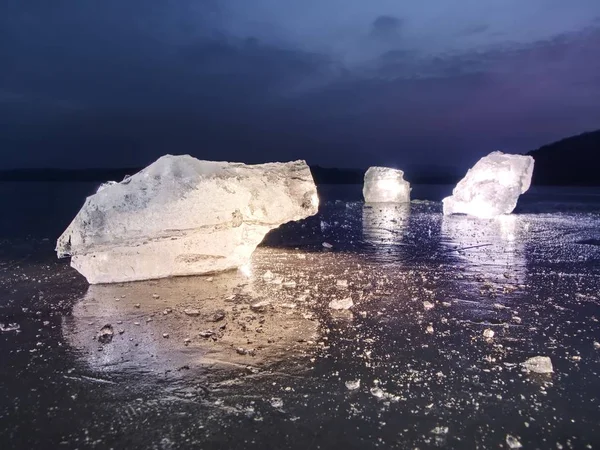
[62, 268, 319, 374]
[362, 203, 410, 246]
[441, 214, 528, 284]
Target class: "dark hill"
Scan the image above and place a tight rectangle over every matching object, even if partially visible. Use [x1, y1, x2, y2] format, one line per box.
[528, 130, 600, 185]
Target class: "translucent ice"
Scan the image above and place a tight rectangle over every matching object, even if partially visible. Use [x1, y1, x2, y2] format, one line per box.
[443, 151, 534, 218]
[56, 155, 319, 284]
[363, 167, 410, 203]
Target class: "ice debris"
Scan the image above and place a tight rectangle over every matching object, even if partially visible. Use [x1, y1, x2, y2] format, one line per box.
[56, 155, 318, 284]
[97, 324, 114, 344]
[345, 379, 361, 390]
[483, 329, 495, 338]
[522, 356, 553, 374]
[506, 434, 523, 449]
[329, 297, 354, 310]
[363, 166, 410, 203]
[443, 151, 534, 218]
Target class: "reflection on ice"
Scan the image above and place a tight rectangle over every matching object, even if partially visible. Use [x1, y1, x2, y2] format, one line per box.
[441, 214, 529, 284]
[362, 203, 410, 246]
[62, 265, 320, 375]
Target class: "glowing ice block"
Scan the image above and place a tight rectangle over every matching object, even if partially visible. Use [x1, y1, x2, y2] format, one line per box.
[363, 167, 410, 203]
[56, 155, 319, 284]
[443, 151, 534, 218]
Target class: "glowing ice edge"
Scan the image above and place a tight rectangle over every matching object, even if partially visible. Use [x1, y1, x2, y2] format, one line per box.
[443, 151, 534, 219]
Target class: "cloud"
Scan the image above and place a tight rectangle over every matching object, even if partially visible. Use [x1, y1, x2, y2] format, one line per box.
[1, 0, 600, 170]
[370, 15, 403, 40]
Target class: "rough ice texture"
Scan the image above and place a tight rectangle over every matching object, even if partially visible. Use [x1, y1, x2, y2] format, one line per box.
[363, 167, 410, 203]
[522, 356, 553, 374]
[442, 151, 534, 218]
[56, 155, 319, 284]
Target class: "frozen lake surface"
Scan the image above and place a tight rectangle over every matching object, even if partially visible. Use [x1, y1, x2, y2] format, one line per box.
[1, 182, 600, 449]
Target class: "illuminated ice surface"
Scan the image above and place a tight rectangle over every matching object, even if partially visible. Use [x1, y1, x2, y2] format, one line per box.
[363, 166, 410, 203]
[443, 151, 534, 218]
[2, 183, 600, 448]
[56, 155, 319, 284]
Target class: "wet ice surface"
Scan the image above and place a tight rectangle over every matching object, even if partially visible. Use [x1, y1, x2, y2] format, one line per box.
[1, 184, 600, 449]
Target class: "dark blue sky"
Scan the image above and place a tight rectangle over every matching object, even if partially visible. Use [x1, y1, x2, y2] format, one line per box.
[1, 0, 600, 172]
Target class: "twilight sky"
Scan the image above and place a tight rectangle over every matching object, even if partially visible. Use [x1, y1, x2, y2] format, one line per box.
[1, 0, 600, 172]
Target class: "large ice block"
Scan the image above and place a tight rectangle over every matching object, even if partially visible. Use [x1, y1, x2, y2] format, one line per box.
[56, 155, 319, 284]
[442, 151, 534, 218]
[363, 167, 410, 203]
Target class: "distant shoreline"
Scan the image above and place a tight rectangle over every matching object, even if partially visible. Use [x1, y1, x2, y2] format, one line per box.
[0, 166, 463, 185]
[0, 166, 598, 185]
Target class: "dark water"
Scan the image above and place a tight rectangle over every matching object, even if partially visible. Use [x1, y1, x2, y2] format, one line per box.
[1, 183, 600, 449]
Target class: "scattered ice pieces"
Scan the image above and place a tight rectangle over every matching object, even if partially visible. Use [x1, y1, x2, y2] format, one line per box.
[442, 151, 534, 218]
[336, 279, 349, 288]
[483, 329, 495, 339]
[56, 155, 318, 283]
[282, 280, 297, 289]
[345, 379, 361, 390]
[329, 298, 354, 310]
[183, 308, 200, 317]
[522, 356, 553, 374]
[322, 242, 333, 249]
[431, 426, 449, 435]
[423, 301, 435, 310]
[97, 324, 114, 344]
[363, 166, 411, 203]
[506, 434, 523, 449]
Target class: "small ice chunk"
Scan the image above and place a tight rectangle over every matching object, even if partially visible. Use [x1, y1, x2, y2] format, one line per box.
[370, 387, 385, 398]
[329, 297, 353, 310]
[0, 323, 20, 332]
[431, 426, 449, 435]
[282, 280, 297, 289]
[522, 356, 553, 374]
[183, 308, 200, 317]
[270, 398, 284, 409]
[443, 151, 534, 218]
[423, 301, 435, 310]
[322, 242, 333, 249]
[336, 279, 349, 288]
[262, 270, 275, 281]
[345, 379, 361, 390]
[506, 434, 523, 449]
[250, 301, 271, 313]
[363, 167, 410, 203]
[483, 329, 495, 338]
[97, 324, 114, 344]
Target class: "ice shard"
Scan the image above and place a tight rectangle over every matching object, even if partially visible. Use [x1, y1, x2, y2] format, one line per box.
[363, 167, 410, 203]
[442, 151, 534, 218]
[56, 155, 319, 284]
